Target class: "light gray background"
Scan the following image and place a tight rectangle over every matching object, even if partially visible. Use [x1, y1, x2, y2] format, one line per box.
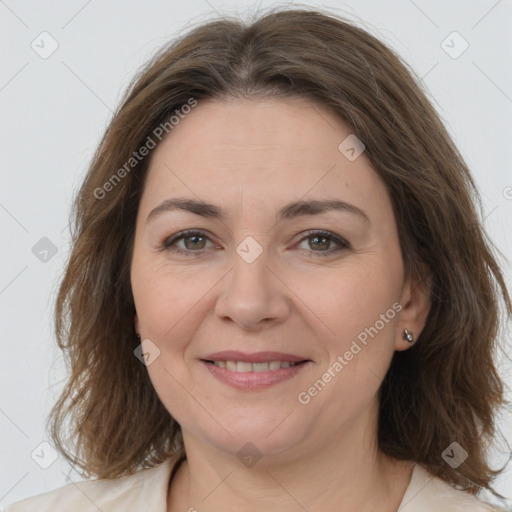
[1, 0, 511, 508]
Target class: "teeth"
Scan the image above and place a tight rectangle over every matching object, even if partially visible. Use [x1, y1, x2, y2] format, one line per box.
[236, 361, 253, 372]
[226, 361, 237, 371]
[212, 360, 300, 371]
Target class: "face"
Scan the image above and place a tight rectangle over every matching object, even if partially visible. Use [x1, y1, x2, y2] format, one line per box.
[130, 97, 428, 461]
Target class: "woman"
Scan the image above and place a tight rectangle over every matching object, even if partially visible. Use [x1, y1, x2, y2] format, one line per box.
[4, 6, 511, 512]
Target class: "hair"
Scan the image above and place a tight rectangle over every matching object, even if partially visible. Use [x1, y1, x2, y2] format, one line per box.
[48, 4, 511, 501]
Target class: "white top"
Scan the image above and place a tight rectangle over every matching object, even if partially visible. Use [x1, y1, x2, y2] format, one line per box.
[2, 450, 506, 511]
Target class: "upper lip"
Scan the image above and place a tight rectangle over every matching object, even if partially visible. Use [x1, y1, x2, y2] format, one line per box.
[201, 351, 309, 363]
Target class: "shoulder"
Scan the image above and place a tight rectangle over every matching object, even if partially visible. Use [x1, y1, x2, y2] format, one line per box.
[398, 464, 509, 512]
[2, 450, 185, 512]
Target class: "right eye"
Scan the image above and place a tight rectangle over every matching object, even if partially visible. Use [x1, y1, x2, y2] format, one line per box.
[160, 229, 218, 257]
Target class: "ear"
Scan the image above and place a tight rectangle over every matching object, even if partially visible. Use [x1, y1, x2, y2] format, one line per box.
[395, 268, 431, 352]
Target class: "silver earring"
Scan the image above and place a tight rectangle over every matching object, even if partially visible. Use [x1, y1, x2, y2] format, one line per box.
[136, 332, 141, 340]
[402, 329, 414, 343]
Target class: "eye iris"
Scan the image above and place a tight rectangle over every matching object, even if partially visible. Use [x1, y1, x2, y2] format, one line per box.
[185, 234, 206, 250]
[310, 235, 330, 251]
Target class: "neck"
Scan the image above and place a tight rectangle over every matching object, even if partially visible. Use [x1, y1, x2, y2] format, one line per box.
[167, 405, 414, 512]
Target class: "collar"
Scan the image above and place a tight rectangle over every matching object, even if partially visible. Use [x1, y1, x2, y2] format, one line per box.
[397, 464, 501, 511]
[20, 451, 496, 511]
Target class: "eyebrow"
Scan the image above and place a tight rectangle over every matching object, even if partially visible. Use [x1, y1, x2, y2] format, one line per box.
[146, 197, 370, 224]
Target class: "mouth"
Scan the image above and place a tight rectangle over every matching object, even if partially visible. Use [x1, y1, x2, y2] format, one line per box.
[199, 351, 312, 390]
[201, 360, 309, 372]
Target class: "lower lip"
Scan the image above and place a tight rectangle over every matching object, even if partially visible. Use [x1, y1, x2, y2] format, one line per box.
[201, 360, 311, 390]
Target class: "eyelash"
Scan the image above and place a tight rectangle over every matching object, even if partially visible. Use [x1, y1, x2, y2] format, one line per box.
[160, 229, 351, 258]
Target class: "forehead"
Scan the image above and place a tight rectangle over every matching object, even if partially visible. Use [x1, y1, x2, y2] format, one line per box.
[140, 97, 390, 219]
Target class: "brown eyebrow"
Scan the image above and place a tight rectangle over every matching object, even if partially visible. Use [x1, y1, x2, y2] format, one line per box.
[146, 198, 370, 224]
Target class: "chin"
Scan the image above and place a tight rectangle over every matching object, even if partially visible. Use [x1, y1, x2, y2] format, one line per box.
[183, 411, 311, 460]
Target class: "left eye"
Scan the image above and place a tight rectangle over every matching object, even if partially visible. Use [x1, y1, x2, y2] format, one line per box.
[295, 230, 350, 256]
[161, 229, 350, 257]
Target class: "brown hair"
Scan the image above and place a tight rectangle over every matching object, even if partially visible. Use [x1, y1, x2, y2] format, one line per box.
[49, 4, 511, 500]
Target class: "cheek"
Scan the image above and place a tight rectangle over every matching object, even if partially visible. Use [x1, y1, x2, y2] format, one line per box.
[297, 266, 400, 423]
[131, 258, 219, 353]
[131, 262, 208, 416]
[299, 264, 402, 417]
[297, 260, 401, 346]
[132, 257, 179, 336]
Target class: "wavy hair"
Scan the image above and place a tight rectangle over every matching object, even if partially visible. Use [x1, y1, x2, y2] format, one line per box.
[48, 5, 511, 501]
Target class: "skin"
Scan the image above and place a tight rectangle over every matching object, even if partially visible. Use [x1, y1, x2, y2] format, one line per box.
[130, 97, 431, 512]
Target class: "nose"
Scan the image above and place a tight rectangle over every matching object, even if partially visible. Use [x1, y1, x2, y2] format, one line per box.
[214, 246, 291, 332]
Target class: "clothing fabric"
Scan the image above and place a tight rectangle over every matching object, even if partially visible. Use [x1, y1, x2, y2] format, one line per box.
[2, 449, 506, 511]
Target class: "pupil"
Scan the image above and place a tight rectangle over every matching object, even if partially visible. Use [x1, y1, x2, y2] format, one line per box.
[186, 235, 204, 250]
[312, 235, 328, 250]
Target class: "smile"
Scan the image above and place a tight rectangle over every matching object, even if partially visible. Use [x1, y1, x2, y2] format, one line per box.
[200, 359, 311, 390]
[210, 360, 302, 371]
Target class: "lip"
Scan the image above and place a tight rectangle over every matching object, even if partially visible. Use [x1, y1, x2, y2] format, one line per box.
[201, 351, 308, 363]
[200, 351, 312, 390]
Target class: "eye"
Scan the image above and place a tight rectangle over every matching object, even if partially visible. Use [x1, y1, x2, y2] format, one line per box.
[161, 229, 350, 258]
[294, 230, 350, 257]
[161, 230, 217, 257]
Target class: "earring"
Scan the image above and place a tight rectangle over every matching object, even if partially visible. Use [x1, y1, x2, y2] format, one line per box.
[136, 332, 141, 340]
[402, 329, 414, 343]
